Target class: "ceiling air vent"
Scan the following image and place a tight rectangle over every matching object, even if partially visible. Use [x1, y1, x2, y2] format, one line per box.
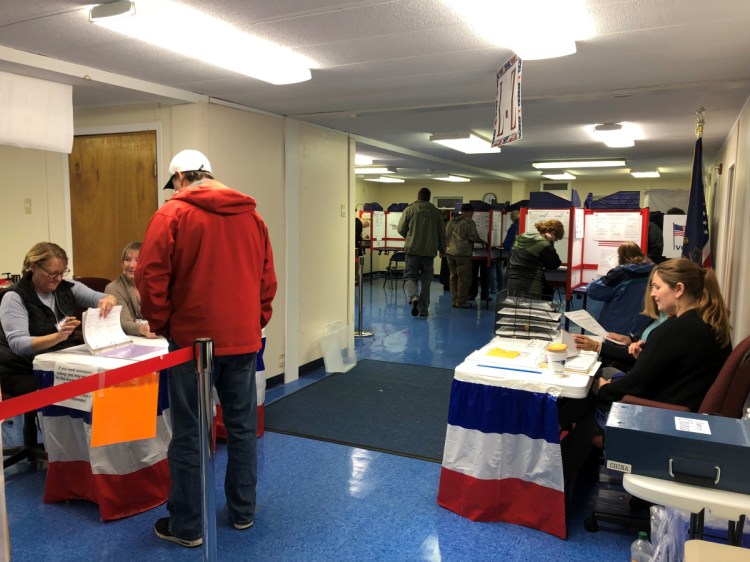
[541, 181, 570, 191]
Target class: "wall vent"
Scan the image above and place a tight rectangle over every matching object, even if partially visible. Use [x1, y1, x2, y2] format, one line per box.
[540, 181, 571, 191]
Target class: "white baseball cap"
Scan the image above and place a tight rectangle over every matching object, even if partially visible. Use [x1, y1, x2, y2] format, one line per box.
[164, 149, 212, 189]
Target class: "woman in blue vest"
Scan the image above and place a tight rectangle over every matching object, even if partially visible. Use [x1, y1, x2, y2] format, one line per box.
[0, 242, 116, 396]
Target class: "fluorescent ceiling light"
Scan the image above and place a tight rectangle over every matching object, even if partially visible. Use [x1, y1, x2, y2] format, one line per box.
[89, 0, 314, 85]
[89, 0, 135, 21]
[430, 132, 500, 154]
[533, 160, 626, 169]
[631, 171, 661, 178]
[354, 154, 374, 166]
[434, 175, 470, 182]
[442, 0, 595, 60]
[355, 167, 395, 175]
[543, 173, 576, 180]
[589, 122, 642, 148]
[364, 176, 405, 183]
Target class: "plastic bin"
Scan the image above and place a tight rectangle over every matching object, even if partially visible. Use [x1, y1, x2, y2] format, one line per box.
[321, 321, 356, 373]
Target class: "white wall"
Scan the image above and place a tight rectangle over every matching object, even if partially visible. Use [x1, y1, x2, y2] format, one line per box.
[711, 96, 750, 342]
[0, 147, 67, 274]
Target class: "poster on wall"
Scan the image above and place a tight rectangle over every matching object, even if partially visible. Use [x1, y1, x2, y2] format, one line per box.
[663, 214, 687, 258]
[492, 55, 522, 147]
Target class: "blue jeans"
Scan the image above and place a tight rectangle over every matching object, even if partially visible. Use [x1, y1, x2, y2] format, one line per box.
[404, 254, 435, 314]
[166, 340, 258, 539]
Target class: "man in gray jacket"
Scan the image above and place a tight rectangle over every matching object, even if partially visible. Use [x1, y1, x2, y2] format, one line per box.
[397, 188, 446, 317]
[446, 203, 487, 308]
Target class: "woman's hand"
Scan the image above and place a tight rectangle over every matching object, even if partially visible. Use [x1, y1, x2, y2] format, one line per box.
[97, 294, 117, 317]
[57, 316, 80, 341]
[629, 340, 645, 359]
[606, 332, 632, 346]
[138, 322, 158, 339]
[573, 334, 599, 353]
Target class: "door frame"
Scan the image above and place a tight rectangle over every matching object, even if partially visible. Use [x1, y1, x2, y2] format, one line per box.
[63, 121, 165, 274]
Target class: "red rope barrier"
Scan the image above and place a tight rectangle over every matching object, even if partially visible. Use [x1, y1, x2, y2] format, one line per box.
[0, 347, 194, 420]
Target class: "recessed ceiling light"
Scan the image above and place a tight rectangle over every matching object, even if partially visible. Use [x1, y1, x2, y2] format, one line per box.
[533, 160, 626, 169]
[543, 173, 576, 180]
[430, 132, 500, 154]
[354, 154, 374, 166]
[355, 167, 395, 175]
[589, 122, 642, 148]
[90, 0, 314, 85]
[434, 175, 470, 182]
[364, 176, 405, 183]
[631, 171, 661, 178]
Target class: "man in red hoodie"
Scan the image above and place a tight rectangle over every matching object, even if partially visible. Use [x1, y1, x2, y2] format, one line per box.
[136, 149, 277, 548]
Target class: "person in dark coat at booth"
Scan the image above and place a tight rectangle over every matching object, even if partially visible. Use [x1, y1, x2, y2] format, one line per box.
[445, 203, 487, 308]
[506, 219, 564, 297]
[587, 241, 654, 336]
[0, 242, 116, 396]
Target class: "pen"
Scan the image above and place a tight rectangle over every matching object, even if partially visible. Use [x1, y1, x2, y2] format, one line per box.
[477, 364, 542, 375]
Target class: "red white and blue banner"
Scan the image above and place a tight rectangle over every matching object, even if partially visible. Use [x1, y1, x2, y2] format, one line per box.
[437, 378, 566, 538]
[682, 137, 712, 267]
[492, 55, 522, 147]
[35, 368, 172, 521]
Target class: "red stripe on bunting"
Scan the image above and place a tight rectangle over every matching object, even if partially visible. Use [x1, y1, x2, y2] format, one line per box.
[44, 458, 171, 521]
[437, 467, 567, 539]
[0, 347, 194, 420]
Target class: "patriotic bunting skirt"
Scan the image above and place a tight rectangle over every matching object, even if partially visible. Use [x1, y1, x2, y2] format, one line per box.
[437, 377, 567, 539]
[35, 369, 171, 521]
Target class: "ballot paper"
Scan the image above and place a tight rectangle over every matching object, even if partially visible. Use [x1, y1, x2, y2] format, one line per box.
[563, 311, 622, 345]
[82, 306, 157, 359]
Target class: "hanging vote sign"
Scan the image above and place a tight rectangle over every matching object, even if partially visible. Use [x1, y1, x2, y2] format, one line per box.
[492, 55, 522, 147]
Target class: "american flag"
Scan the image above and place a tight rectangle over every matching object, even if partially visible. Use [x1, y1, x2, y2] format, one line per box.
[682, 137, 712, 268]
[673, 224, 686, 238]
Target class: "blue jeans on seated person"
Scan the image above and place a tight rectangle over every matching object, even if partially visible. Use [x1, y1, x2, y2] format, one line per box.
[166, 339, 258, 540]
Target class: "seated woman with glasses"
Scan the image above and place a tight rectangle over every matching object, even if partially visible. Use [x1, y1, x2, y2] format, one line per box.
[0, 242, 117, 396]
[105, 242, 157, 339]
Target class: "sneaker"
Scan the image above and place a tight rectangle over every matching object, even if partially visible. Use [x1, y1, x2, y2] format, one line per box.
[410, 297, 419, 317]
[233, 517, 255, 530]
[154, 517, 202, 548]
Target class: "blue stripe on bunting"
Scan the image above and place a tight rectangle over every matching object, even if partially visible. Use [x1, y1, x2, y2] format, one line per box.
[447, 379, 560, 443]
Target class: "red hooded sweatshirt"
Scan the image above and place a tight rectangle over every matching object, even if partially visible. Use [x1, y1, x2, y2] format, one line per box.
[136, 179, 277, 354]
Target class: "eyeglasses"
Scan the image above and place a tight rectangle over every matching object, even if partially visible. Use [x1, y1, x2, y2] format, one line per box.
[38, 265, 70, 279]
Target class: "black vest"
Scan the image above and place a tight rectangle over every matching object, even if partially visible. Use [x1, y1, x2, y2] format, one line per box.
[0, 273, 78, 382]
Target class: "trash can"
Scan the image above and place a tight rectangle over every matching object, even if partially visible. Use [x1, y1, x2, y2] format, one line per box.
[321, 321, 356, 373]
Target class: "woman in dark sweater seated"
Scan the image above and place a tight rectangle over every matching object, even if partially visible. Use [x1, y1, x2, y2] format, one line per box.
[559, 258, 732, 481]
[596, 258, 731, 410]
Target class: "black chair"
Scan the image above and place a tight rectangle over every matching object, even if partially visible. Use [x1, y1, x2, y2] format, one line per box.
[1, 286, 48, 469]
[383, 252, 406, 290]
[3, 396, 47, 470]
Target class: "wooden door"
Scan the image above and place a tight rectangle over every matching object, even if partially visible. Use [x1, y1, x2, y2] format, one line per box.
[69, 131, 158, 281]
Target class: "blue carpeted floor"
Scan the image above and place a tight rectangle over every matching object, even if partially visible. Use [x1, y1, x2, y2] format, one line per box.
[3, 277, 636, 561]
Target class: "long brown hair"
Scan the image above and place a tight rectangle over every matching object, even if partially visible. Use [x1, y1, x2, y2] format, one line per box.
[618, 241, 650, 265]
[653, 258, 731, 347]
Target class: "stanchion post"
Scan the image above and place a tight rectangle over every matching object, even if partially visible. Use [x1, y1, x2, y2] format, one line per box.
[355, 255, 373, 338]
[194, 338, 217, 561]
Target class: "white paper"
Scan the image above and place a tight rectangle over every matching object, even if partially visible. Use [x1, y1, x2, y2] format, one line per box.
[53, 362, 99, 411]
[564, 310, 608, 338]
[82, 305, 130, 352]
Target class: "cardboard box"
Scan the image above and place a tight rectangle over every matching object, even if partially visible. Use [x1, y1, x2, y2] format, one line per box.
[604, 402, 750, 494]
